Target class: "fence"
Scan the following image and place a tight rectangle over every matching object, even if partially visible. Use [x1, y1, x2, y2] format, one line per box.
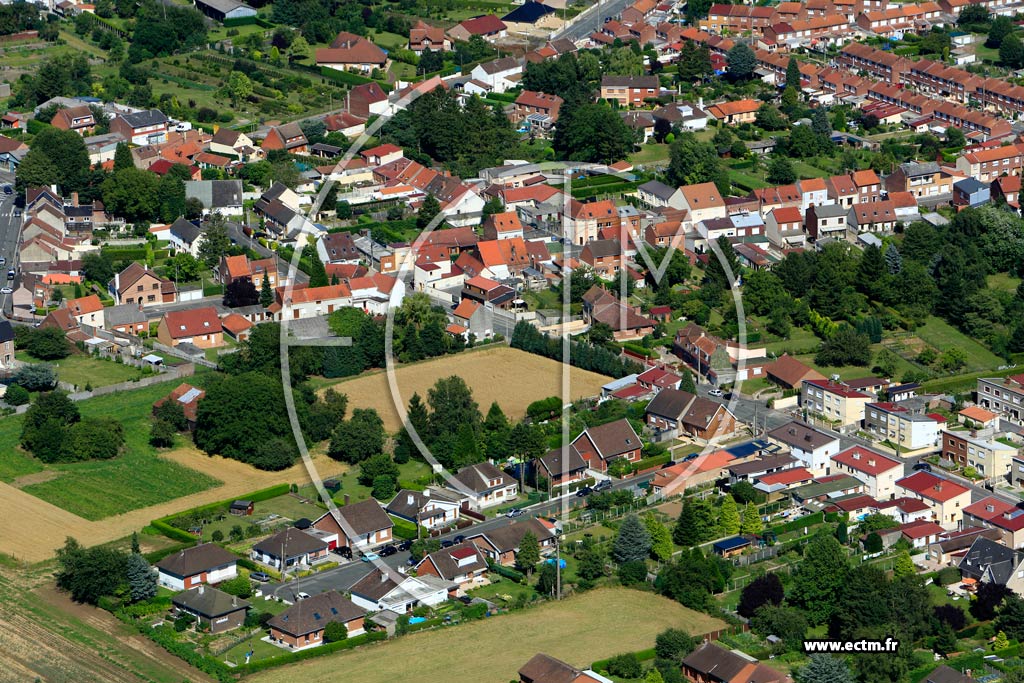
[151, 341, 218, 368]
[66, 365, 189, 401]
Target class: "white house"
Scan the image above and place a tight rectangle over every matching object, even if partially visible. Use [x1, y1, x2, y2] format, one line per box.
[830, 445, 903, 500]
[766, 421, 841, 476]
[448, 462, 519, 510]
[385, 489, 461, 530]
[155, 544, 238, 591]
[469, 57, 522, 94]
[167, 217, 204, 257]
[349, 569, 451, 613]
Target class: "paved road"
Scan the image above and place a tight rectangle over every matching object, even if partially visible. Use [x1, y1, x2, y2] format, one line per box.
[262, 472, 656, 603]
[553, 0, 635, 41]
[0, 185, 20, 317]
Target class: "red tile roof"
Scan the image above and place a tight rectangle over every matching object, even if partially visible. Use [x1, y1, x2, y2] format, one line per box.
[896, 471, 969, 503]
[757, 467, 814, 486]
[831, 446, 901, 476]
[900, 520, 944, 539]
[964, 496, 1015, 521]
[162, 307, 221, 339]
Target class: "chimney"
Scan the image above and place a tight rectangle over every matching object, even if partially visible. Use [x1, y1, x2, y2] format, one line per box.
[380, 570, 388, 583]
[198, 584, 205, 595]
[71, 192, 79, 206]
[232, 595, 237, 607]
[407, 493, 415, 506]
[343, 494, 350, 506]
[868, 459, 876, 467]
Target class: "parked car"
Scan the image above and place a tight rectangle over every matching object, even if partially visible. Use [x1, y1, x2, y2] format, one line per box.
[250, 571, 270, 582]
[296, 592, 311, 600]
[6, 270, 14, 280]
[3, 185, 11, 194]
[336, 546, 352, 560]
[360, 552, 380, 562]
[441, 539, 454, 548]
[452, 534, 466, 544]
[378, 544, 397, 557]
[397, 539, 412, 552]
[505, 508, 524, 518]
[913, 462, 933, 472]
[593, 480, 612, 492]
[576, 486, 594, 497]
[708, 388, 724, 397]
[0, 287, 11, 295]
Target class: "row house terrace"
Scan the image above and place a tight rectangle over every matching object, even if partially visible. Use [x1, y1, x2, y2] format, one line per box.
[699, 4, 776, 33]
[855, 2, 942, 34]
[975, 77, 1024, 116]
[939, 0, 1019, 15]
[763, 15, 853, 47]
[867, 82, 937, 117]
[837, 42, 910, 84]
[903, 59, 982, 104]
[818, 67, 874, 98]
[931, 101, 1011, 141]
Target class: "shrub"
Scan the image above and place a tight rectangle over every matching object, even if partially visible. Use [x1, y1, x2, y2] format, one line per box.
[607, 652, 643, 678]
[4, 383, 30, 406]
[618, 559, 648, 586]
[323, 621, 348, 643]
[937, 566, 962, 585]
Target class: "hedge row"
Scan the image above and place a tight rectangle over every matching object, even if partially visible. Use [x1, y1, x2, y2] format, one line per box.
[769, 510, 823, 536]
[146, 625, 235, 682]
[319, 66, 392, 91]
[389, 515, 419, 540]
[631, 453, 671, 472]
[591, 647, 657, 672]
[151, 483, 291, 539]
[234, 631, 387, 674]
[102, 247, 149, 261]
[487, 561, 526, 584]
[222, 15, 258, 27]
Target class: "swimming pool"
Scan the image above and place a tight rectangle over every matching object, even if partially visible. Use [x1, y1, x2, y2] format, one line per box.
[408, 616, 427, 624]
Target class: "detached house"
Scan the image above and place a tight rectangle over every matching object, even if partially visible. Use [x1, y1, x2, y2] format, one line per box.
[450, 462, 518, 510]
[110, 109, 169, 146]
[261, 122, 308, 154]
[51, 105, 96, 135]
[350, 569, 451, 613]
[600, 75, 659, 107]
[682, 642, 787, 683]
[155, 543, 238, 591]
[251, 527, 329, 570]
[312, 498, 393, 550]
[570, 418, 642, 472]
[469, 517, 556, 566]
[386, 488, 461, 530]
[519, 654, 612, 683]
[156, 307, 225, 349]
[171, 586, 249, 634]
[109, 262, 176, 307]
[316, 31, 388, 74]
[896, 471, 971, 528]
[409, 20, 451, 54]
[535, 447, 590, 488]
[268, 591, 366, 650]
[766, 421, 840, 475]
[415, 541, 489, 592]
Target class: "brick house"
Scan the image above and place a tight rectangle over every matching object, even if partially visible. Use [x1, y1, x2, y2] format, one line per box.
[312, 498, 393, 550]
[449, 462, 519, 510]
[171, 586, 248, 634]
[414, 542, 489, 593]
[268, 591, 366, 650]
[156, 307, 224, 349]
[600, 75, 659, 107]
[535, 447, 589, 488]
[468, 518, 556, 566]
[570, 418, 642, 472]
[109, 262, 176, 307]
[645, 388, 737, 441]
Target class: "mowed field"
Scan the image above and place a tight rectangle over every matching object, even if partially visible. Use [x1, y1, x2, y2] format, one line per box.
[253, 588, 725, 683]
[0, 447, 344, 563]
[320, 346, 610, 432]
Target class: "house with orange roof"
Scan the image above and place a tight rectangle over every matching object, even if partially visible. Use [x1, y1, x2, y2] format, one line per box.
[270, 283, 353, 321]
[651, 449, 735, 496]
[565, 199, 620, 246]
[157, 307, 224, 349]
[798, 177, 828, 211]
[956, 143, 1024, 183]
[765, 206, 806, 249]
[221, 313, 254, 342]
[765, 354, 825, 389]
[831, 445, 902, 499]
[958, 406, 999, 428]
[214, 254, 282, 290]
[476, 237, 534, 279]
[896, 471, 971, 528]
[347, 273, 401, 315]
[482, 211, 524, 241]
[316, 31, 388, 74]
[679, 182, 726, 223]
[706, 99, 759, 125]
[64, 294, 105, 329]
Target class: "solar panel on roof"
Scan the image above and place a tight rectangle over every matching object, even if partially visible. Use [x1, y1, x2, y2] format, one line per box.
[313, 612, 321, 620]
[330, 607, 338, 614]
[726, 442, 760, 458]
[178, 388, 202, 403]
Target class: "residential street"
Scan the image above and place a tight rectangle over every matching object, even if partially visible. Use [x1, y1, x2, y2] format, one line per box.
[0, 183, 20, 317]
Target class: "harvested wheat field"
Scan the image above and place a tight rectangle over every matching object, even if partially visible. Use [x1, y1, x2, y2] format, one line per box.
[0, 448, 343, 563]
[254, 587, 724, 683]
[321, 346, 609, 432]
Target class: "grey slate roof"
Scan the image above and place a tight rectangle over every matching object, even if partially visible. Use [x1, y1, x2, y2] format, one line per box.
[169, 217, 202, 245]
[252, 527, 328, 559]
[267, 590, 365, 637]
[103, 303, 148, 328]
[185, 180, 243, 209]
[119, 108, 168, 129]
[172, 586, 249, 618]
[959, 536, 1021, 584]
[638, 180, 678, 201]
[156, 543, 237, 578]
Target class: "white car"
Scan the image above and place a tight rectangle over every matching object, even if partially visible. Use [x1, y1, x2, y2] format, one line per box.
[0, 287, 11, 295]
[296, 592, 311, 600]
[708, 388, 724, 397]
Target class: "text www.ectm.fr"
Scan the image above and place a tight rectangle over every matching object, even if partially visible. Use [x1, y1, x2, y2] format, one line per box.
[803, 639, 899, 653]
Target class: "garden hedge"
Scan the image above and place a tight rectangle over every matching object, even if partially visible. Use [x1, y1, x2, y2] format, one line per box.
[592, 647, 656, 672]
[234, 631, 386, 674]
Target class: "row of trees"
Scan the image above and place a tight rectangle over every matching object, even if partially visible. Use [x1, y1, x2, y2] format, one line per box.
[511, 321, 643, 379]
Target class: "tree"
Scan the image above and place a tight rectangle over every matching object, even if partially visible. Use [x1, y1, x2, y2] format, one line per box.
[988, 15, 1015, 47]
[416, 194, 441, 230]
[655, 628, 696, 662]
[933, 623, 959, 656]
[645, 669, 666, 683]
[372, 475, 397, 500]
[194, 372, 299, 470]
[781, 86, 800, 117]
[197, 214, 231, 268]
[786, 56, 801, 90]
[536, 561, 558, 596]
[427, 376, 481, 445]
[19, 127, 90, 194]
[815, 326, 871, 367]
[25, 326, 71, 360]
[789, 530, 850, 624]
[645, 513, 674, 562]
[101, 167, 160, 222]
[741, 501, 763, 535]
[959, 3, 990, 25]
[751, 604, 809, 652]
[737, 573, 784, 619]
[996, 630, 1011, 651]
[893, 550, 915, 578]
[863, 532, 883, 553]
[225, 70, 252, 106]
[260, 275, 274, 308]
[62, 417, 125, 461]
[613, 514, 652, 564]
[21, 391, 79, 461]
[113, 142, 134, 172]
[82, 251, 115, 286]
[755, 104, 788, 131]
[4, 383, 30, 406]
[223, 278, 260, 308]
[288, 34, 310, 62]
[726, 43, 757, 81]
[55, 537, 127, 605]
[553, 103, 635, 164]
[156, 172, 187, 223]
[619, 559, 648, 585]
[323, 621, 348, 643]
[1001, 34, 1024, 69]
[766, 157, 796, 185]
[796, 655, 855, 683]
[719, 495, 740, 535]
[12, 363, 57, 391]
[666, 133, 727, 190]
[328, 408, 385, 464]
[15, 148, 61, 192]
[884, 243, 902, 275]
[673, 499, 709, 547]
[516, 531, 540, 574]
[125, 552, 157, 602]
[358, 453, 400, 486]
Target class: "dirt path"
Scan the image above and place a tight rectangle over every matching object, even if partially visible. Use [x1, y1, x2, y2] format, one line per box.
[0, 448, 345, 563]
[10, 469, 61, 488]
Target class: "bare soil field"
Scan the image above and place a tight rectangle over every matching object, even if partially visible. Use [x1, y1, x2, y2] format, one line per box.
[252, 588, 724, 683]
[321, 346, 610, 432]
[0, 572, 210, 683]
[0, 448, 343, 563]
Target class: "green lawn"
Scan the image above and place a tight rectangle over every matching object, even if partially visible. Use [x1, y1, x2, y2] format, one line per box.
[762, 325, 819, 355]
[330, 460, 432, 506]
[16, 351, 145, 390]
[916, 316, 1004, 372]
[629, 143, 671, 167]
[467, 576, 537, 605]
[987, 272, 1022, 292]
[371, 31, 408, 50]
[0, 379, 221, 519]
[194, 493, 327, 541]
